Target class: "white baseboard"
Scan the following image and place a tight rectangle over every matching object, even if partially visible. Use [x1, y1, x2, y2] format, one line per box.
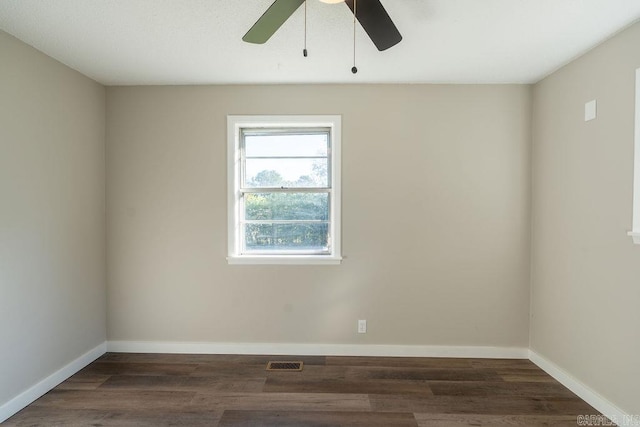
[529, 350, 631, 425]
[107, 340, 529, 359]
[0, 342, 107, 424]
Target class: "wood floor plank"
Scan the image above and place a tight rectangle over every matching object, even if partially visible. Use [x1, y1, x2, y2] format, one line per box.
[268, 364, 351, 378]
[31, 389, 197, 411]
[415, 413, 582, 426]
[428, 380, 578, 398]
[361, 367, 504, 382]
[53, 373, 111, 390]
[369, 395, 596, 416]
[498, 368, 558, 383]
[469, 359, 539, 369]
[325, 356, 475, 369]
[206, 355, 327, 366]
[126, 353, 326, 366]
[190, 392, 372, 412]
[218, 410, 418, 426]
[100, 374, 266, 393]
[264, 376, 433, 396]
[190, 363, 269, 378]
[99, 352, 236, 364]
[3, 406, 222, 427]
[263, 364, 432, 396]
[81, 361, 199, 376]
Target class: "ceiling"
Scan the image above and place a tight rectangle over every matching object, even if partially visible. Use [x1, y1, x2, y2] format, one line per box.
[1, 0, 639, 86]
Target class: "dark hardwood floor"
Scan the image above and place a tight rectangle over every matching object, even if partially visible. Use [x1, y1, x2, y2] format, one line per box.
[5, 353, 604, 426]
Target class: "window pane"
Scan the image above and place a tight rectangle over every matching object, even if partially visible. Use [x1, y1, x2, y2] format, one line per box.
[245, 133, 328, 158]
[245, 193, 328, 221]
[245, 159, 328, 188]
[244, 223, 329, 252]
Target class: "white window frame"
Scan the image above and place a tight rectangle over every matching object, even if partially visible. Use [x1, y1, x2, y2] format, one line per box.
[227, 115, 342, 264]
[630, 69, 640, 244]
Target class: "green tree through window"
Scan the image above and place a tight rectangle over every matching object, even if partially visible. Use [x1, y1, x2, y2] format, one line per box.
[244, 155, 329, 251]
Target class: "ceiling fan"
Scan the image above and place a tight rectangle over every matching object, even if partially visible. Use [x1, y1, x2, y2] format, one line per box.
[243, 0, 402, 52]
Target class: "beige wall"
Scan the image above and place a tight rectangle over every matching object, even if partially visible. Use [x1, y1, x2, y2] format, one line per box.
[531, 22, 640, 413]
[106, 84, 532, 347]
[0, 31, 106, 406]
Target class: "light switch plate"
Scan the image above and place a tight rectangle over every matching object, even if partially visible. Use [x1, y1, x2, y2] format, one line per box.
[585, 100, 597, 121]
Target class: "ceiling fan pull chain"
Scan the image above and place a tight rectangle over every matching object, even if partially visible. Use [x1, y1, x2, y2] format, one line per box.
[303, 0, 308, 57]
[352, 0, 358, 73]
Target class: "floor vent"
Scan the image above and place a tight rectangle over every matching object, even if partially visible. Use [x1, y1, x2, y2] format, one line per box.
[266, 361, 304, 371]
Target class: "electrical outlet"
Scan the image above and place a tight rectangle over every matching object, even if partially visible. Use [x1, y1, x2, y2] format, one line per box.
[358, 319, 367, 334]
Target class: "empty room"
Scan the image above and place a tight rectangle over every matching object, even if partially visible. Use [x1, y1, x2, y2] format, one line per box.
[1, 0, 639, 425]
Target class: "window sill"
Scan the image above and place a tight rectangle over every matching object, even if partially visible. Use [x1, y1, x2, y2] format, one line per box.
[628, 231, 640, 245]
[227, 255, 343, 265]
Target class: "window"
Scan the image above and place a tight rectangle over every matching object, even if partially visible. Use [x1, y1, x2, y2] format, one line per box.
[630, 68, 640, 244]
[227, 115, 342, 264]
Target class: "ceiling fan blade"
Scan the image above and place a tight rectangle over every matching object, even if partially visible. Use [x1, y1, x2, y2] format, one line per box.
[243, 0, 306, 44]
[344, 0, 402, 51]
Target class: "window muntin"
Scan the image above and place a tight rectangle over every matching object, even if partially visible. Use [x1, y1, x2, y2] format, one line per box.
[227, 115, 342, 264]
